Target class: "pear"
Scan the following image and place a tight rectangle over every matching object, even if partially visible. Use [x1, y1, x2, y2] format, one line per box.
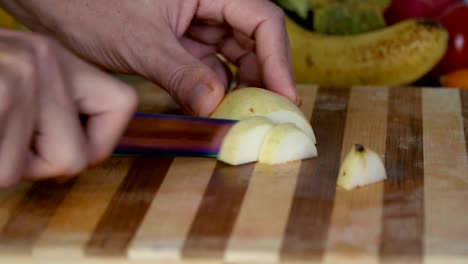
[210, 87, 316, 143]
[218, 116, 274, 165]
[337, 144, 386, 190]
[258, 123, 317, 165]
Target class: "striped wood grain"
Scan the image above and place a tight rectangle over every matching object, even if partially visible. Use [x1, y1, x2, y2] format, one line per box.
[224, 86, 318, 263]
[85, 157, 173, 257]
[181, 162, 255, 260]
[128, 157, 216, 260]
[324, 86, 388, 264]
[422, 88, 468, 263]
[462, 90, 468, 157]
[32, 158, 132, 257]
[0, 180, 75, 254]
[380, 87, 424, 263]
[281, 87, 350, 261]
[0, 85, 467, 264]
[0, 183, 32, 231]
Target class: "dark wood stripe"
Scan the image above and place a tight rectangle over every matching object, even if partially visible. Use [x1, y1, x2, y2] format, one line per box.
[182, 162, 254, 259]
[281, 87, 350, 261]
[85, 156, 173, 257]
[461, 90, 468, 158]
[0, 180, 75, 254]
[380, 87, 424, 262]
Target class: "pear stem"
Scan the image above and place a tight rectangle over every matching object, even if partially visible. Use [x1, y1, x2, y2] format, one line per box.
[355, 144, 365, 152]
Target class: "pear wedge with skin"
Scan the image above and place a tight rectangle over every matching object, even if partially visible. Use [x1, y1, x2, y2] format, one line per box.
[210, 87, 316, 143]
[218, 116, 274, 165]
[337, 144, 387, 190]
[258, 123, 317, 165]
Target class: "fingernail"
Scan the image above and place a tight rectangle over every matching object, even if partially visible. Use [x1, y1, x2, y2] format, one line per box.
[189, 84, 213, 115]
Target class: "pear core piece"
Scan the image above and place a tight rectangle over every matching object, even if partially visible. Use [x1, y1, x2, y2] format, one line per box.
[337, 144, 387, 190]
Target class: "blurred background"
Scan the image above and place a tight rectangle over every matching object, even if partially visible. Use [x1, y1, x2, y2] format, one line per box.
[1, 0, 468, 90]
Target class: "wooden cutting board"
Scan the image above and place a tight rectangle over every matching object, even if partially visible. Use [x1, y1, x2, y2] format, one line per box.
[0, 83, 467, 264]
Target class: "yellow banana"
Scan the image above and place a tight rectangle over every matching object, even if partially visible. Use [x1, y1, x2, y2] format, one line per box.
[287, 17, 449, 87]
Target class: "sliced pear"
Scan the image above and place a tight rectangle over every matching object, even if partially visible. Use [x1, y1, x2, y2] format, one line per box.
[210, 87, 316, 143]
[258, 123, 317, 165]
[337, 144, 387, 190]
[218, 116, 274, 165]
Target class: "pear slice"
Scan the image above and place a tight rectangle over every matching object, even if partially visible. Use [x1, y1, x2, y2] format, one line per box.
[337, 144, 387, 190]
[210, 87, 316, 143]
[218, 116, 274, 165]
[258, 123, 317, 165]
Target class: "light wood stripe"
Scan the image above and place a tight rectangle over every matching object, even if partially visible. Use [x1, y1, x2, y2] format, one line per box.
[0, 180, 75, 254]
[85, 156, 173, 257]
[380, 87, 424, 263]
[0, 182, 32, 231]
[224, 86, 317, 263]
[422, 88, 468, 262]
[224, 162, 301, 263]
[324, 86, 388, 264]
[128, 157, 216, 260]
[182, 162, 255, 260]
[461, 90, 468, 158]
[281, 87, 350, 261]
[32, 158, 132, 257]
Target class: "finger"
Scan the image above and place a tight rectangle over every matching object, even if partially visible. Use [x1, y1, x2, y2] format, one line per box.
[0, 94, 33, 186]
[0, 48, 36, 187]
[235, 52, 263, 88]
[198, 0, 299, 104]
[180, 37, 231, 88]
[186, 23, 229, 45]
[64, 55, 138, 164]
[0, 72, 11, 142]
[232, 30, 255, 51]
[219, 37, 263, 88]
[200, 54, 232, 89]
[0, 59, 13, 144]
[180, 36, 216, 58]
[25, 38, 89, 180]
[144, 35, 226, 116]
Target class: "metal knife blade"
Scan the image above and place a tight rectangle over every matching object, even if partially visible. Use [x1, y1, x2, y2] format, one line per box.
[113, 112, 237, 157]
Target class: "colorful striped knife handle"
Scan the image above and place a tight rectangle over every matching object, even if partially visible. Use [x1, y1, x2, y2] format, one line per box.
[113, 112, 237, 157]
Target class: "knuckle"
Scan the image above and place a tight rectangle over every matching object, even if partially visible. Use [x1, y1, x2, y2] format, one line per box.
[270, 5, 285, 20]
[167, 64, 204, 94]
[115, 86, 138, 113]
[7, 51, 36, 82]
[28, 34, 54, 59]
[168, 65, 191, 94]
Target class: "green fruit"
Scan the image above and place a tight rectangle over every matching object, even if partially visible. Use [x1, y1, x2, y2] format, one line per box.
[313, 3, 387, 35]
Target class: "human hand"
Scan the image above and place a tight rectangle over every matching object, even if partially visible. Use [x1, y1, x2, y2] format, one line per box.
[0, 28, 137, 187]
[1, 0, 299, 116]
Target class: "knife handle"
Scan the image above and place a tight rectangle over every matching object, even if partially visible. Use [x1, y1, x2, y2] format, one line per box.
[113, 112, 236, 157]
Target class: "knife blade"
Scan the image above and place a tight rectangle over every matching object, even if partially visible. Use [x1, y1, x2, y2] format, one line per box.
[113, 112, 237, 157]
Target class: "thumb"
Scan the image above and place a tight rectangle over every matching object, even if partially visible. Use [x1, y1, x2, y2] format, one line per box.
[146, 40, 226, 117]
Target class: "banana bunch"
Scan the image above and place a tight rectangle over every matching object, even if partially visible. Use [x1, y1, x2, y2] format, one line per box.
[287, 16, 449, 87]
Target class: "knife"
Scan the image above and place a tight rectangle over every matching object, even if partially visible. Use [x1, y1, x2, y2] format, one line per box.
[113, 112, 238, 157]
